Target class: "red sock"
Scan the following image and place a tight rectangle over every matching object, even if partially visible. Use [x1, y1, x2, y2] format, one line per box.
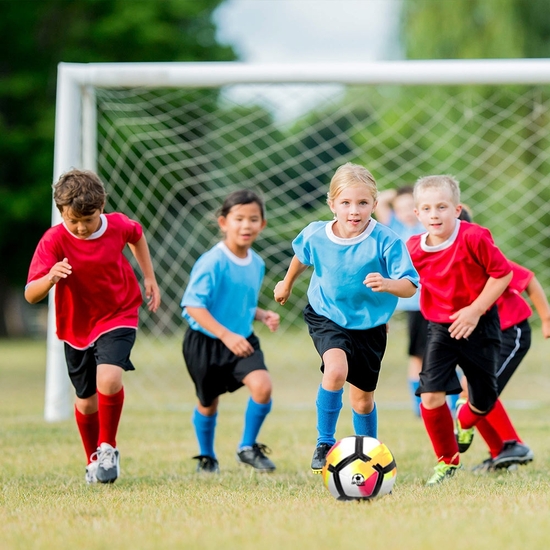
[420, 403, 460, 465]
[98, 387, 124, 448]
[475, 417, 504, 458]
[484, 398, 521, 443]
[74, 407, 99, 464]
[457, 400, 484, 429]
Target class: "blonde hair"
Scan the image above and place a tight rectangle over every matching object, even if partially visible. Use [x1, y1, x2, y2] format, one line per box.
[413, 175, 460, 206]
[327, 162, 377, 204]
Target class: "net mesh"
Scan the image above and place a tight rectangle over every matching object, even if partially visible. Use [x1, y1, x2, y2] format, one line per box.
[94, 83, 550, 408]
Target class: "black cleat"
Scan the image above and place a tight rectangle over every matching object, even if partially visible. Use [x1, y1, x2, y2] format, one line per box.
[492, 441, 534, 470]
[311, 443, 332, 474]
[236, 443, 276, 472]
[193, 455, 220, 473]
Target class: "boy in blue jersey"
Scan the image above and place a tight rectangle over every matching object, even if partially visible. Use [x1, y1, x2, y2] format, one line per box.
[376, 186, 428, 416]
[181, 190, 280, 473]
[274, 163, 419, 473]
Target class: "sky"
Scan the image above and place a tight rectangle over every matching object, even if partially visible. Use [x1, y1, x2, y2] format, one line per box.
[213, 0, 402, 121]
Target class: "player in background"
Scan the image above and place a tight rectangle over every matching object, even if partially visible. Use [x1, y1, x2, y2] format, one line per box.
[274, 163, 419, 473]
[456, 208, 550, 472]
[375, 186, 430, 417]
[181, 190, 279, 474]
[407, 175, 514, 485]
[25, 169, 161, 484]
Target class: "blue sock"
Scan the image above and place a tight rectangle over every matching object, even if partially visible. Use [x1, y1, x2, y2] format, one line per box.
[192, 408, 217, 459]
[352, 403, 378, 439]
[447, 393, 460, 417]
[316, 385, 343, 446]
[408, 379, 421, 417]
[239, 397, 272, 449]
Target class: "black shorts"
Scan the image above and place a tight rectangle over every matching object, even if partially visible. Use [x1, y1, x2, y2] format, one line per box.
[419, 306, 501, 412]
[303, 304, 387, 393]
[64, 328, 136, 399]
[406, 310, 428, 358]
[183, 328, 267, 407]
[496, 319, 531, 394]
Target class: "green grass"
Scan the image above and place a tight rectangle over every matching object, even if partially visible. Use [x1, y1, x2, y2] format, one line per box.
[1, 324, 550, 550]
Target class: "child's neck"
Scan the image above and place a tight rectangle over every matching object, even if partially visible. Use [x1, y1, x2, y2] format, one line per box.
[223, 240, 250, 259]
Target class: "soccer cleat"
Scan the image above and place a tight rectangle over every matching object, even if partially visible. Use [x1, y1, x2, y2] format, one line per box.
[426, 461, 461, 486]
[455, 398, 475, 453]
[93, 442, 120, 484]
[85, 460, 99, 484]
[492, 441, 534, 470]
[236, 443, 276, 472]
[311, 443, 332, 474]
[471, 456, 495, 475]
[193, 455, 220, 473]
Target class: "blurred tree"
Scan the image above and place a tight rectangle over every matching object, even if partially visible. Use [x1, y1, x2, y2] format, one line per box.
[0, 0, 235, 335]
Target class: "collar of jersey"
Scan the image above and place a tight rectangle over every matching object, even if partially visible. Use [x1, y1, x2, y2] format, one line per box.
[325, 218, 376, 245]
[217, 242, 252, 265]
[63, 213, 108, 240]
[420, 218, 460, 252]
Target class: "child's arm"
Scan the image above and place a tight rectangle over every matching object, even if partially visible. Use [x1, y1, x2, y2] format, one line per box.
[273, 255, 309, 305]
[373, 189, 397, 225]
[255, 308, 280, 333]
[449, 272, 513, 339]
[525, 275, 550, 338]
[186, 306, 254, 357]
[127, 235, 161, 313]
[363, 273, 416, 298]
[24, 258, 72, 304]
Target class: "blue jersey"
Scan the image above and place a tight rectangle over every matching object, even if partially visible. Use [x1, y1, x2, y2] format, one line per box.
[387, 213, 425, 312]
[292, 219, 419, 330]
[181, 242, 265, 338]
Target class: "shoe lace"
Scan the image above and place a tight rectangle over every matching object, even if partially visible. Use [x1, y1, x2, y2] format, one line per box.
[253, 443, 272, 458]
[98, 447, 117, 470]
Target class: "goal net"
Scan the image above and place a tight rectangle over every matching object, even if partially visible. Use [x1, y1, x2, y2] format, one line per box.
[46, 61, 550, 420]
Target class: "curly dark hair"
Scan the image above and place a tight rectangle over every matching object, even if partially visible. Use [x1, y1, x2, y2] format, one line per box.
[53, 169, 106, 215]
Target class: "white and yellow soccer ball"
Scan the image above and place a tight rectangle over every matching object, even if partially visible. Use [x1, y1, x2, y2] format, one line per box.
[322, 436, 397, 500]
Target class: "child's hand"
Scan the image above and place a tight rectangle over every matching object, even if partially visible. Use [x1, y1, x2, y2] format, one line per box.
[221, 332, 254, 357]
[448, 306, 481, 339]
[541, 319, 550, 339]
[144, 278, 161, 313]
[262, 310, 280, 332]
[274, 281, 291, 305]
[363, 272, 388, 293]
[48, 258, 72, 284]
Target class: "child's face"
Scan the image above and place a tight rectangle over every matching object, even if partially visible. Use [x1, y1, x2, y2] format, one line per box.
[393, 193, 418, 227]
[61, 206, 103, 239]
[414, 187, 462, 245]
[218, 202, 266, 256]
[329, 185, 377, 239]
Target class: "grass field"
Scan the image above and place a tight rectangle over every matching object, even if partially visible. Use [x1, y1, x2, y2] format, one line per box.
[1, 323, 550, 550]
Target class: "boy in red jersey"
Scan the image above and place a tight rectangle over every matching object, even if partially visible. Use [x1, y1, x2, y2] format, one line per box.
[457, 209, 550, 471]
[406, 175, 512, 485]
[25, 169, 161, 484]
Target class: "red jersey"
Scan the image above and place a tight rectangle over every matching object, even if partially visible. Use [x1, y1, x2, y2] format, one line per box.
[406, 220, 511, 323]
[497, 261, 533, 330]
[27, 212, 144, 349]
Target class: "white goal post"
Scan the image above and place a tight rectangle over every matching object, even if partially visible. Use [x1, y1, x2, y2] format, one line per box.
[47, 59, 550, 421]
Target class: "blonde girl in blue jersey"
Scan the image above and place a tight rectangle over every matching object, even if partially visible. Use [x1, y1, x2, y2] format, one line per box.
[274, 163, 419, 473]
[181, 190, 279, 473]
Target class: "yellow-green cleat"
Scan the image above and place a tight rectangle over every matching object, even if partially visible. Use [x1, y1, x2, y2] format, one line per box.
[426, 461, 462, 486]
[455, 398, 475, 453]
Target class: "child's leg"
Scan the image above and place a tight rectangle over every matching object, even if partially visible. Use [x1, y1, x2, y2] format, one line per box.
[96, 363, 124, 448]
[240, 370, 272, 449]
[317, 349, 346, 446]
[349, 385, 377, 438]
[194, 399, 219, 458]
[408, 356, 422, 417]
[420, 393, 460, 465]
[74, 398, 99, 464]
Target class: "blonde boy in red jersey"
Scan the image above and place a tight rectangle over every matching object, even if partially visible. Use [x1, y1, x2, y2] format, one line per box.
[407, 175, 512, 485]
[25, 169, 161, 484]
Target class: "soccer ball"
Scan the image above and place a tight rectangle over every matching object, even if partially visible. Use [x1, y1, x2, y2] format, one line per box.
[321, 436, 397, 501]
